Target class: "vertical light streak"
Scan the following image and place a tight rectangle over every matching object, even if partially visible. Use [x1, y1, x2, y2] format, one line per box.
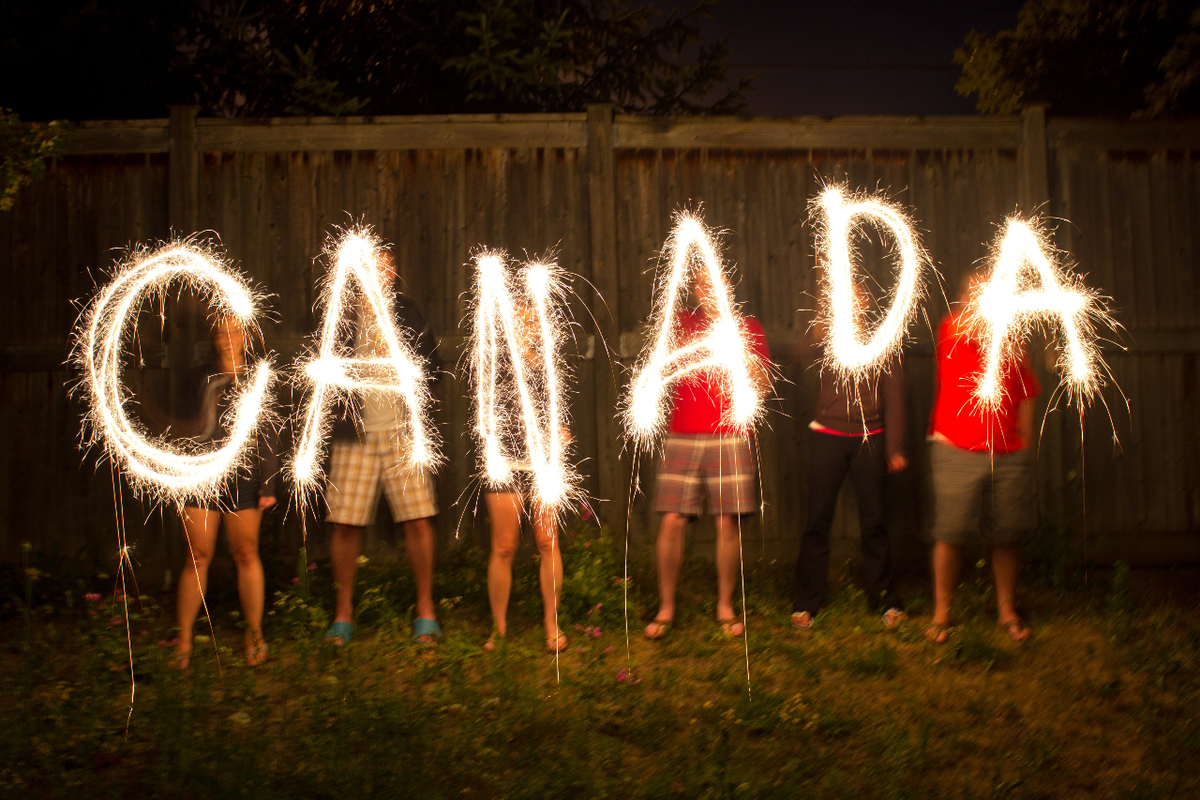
[624, 211, 766, 446]
[970, 218, 1108, 410]
[812, 186, 927, 379]
[291, 229, 441, 498]
[73, 242, 273, 506]
[469, 252, 578, 516]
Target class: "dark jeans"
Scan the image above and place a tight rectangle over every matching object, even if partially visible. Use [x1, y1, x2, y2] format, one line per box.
[791, 430, 900, 616]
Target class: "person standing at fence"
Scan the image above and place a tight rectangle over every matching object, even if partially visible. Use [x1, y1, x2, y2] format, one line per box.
[790, 303, 908, 631]
[174, 317, 279, 669]
[644, 271, 771, 640]
[322, 252, 444, 647]
[925, 268, 1040, 644]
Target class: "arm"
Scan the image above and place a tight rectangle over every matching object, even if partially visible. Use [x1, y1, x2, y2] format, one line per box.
[1018, 398, 1035, 452]
[883, 358, 907, 472]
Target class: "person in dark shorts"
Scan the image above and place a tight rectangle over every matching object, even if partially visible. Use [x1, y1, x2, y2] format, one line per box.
[644, 271, 771, 640]
[790, 322, 908, 631]
[322, 252, 443, 647]
[175, 317, 278, 668]
[925, 270, 1040, 644]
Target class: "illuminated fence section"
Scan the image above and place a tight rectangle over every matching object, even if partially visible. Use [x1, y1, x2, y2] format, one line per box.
[0, 111, 1197, 568]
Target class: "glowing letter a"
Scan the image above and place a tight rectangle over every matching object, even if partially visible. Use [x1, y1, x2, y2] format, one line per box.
[292, 231, 439, 495]
[974, 219, 1099, 409]
[624, 212, 764, 446]
[471, 253, 576, 513]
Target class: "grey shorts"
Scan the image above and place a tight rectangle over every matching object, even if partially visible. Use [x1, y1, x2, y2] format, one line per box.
[928, 440, 1035, 545]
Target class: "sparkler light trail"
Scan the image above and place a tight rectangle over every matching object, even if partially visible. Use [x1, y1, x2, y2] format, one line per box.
[969, 217, 1109, 411]
[291, 229, 441, 499]
[812, 186, 927, 380]
[624, 211, 767, 446]
[74, 242, 274, 506]
[469, 252, 579, 516]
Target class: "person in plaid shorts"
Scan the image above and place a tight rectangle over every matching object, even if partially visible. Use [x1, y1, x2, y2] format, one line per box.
[644, 273, 771, 640]
[322, 253, 444, 646]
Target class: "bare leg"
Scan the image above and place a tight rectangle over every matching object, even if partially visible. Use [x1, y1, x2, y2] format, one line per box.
[485, 493, 521, 642]
[404, 517, 437, 623]
[329, 523, 363, 630]
[929, 541, 963, 642]
[646, 512, 688, 637]
[533, 508, 565, 650]
[715, 514, 744, 634]
[176, 507, 221, 667]
[225, 508, 266, 665]
[991, 543, 1029, 640]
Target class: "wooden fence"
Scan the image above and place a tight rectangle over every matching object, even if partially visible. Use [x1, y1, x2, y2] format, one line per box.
[2, 106, 1199, 583]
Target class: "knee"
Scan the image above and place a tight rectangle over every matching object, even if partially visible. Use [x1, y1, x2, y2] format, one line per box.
[187, 545, 215, 568]
[660, 513, 688, 539]
[534, 535, 557, 558]
[491, 539, 518, 562]
[229, 543, 260, 569]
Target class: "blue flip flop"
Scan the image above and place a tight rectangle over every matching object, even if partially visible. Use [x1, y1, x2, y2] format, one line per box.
[323, 621, 354, 647]
[413, 617, 442, 644]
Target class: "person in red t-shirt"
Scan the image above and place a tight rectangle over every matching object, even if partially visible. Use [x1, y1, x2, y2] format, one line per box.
[644, 272, 771, 640]
[926, 269, 1040, 644]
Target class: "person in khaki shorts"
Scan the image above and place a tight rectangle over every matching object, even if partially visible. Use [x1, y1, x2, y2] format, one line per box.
[322, 253, 443, 646]
[925, 270, 1041, 645]
[643, 272, 771, 640]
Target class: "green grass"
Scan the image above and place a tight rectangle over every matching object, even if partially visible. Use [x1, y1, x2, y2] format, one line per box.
[3, 530, 1200, 799]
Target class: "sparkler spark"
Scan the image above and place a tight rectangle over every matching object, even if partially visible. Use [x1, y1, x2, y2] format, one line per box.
[73, 242, 274, 506]
[812, 186, 927, 379]
[291, 229, 441, 499]
[624, 212, 767, 446]
[969, 217, 1110, 411]
[469, 252, 579, 516]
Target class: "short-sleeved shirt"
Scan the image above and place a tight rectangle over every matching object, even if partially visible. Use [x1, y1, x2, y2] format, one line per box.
[928, 312, 1040, 454]
[668, 309, 770, 435]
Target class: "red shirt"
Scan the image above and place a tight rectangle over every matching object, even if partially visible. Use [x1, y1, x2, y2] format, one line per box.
[668, 310, 771, 434]
[928, 312, 1040, 454]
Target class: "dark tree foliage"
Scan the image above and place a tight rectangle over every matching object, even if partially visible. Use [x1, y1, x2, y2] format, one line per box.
[954, 0, 1200, 118]
[0, 0, 749, 120]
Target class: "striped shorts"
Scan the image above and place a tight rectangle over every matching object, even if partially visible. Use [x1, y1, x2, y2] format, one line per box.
[653, 433, 757, 517]
[325, 431, 438, 526]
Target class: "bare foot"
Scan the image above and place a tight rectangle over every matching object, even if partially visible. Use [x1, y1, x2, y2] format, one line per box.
[925, 623, 951, 644]
[171, 645, 191, 671]
[483, 631, 504, 652]
[545, 631, 568, 653]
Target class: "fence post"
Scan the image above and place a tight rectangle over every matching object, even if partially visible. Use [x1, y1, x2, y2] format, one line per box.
[166, 106, 200, 418]
[1021, 104, 1070, 552]
[586, 104, 624, 528]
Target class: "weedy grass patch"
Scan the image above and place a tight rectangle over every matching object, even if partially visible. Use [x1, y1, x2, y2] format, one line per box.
[3, 528, 1200, 799]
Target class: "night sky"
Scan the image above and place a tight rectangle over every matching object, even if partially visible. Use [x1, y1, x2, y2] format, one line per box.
[665, 0, 1027, 116]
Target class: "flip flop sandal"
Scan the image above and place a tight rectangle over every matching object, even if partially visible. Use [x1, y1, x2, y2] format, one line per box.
[413, 617, 443, 644]
[999, 619, 1030, 642]
[719, 617, 745, 637]
[545, 632, 568, 653]
[924, 623, 951, 644]
[644, 619, 672, 640]
[323, 621, 354, 647]
[791, 611, 814, 630]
